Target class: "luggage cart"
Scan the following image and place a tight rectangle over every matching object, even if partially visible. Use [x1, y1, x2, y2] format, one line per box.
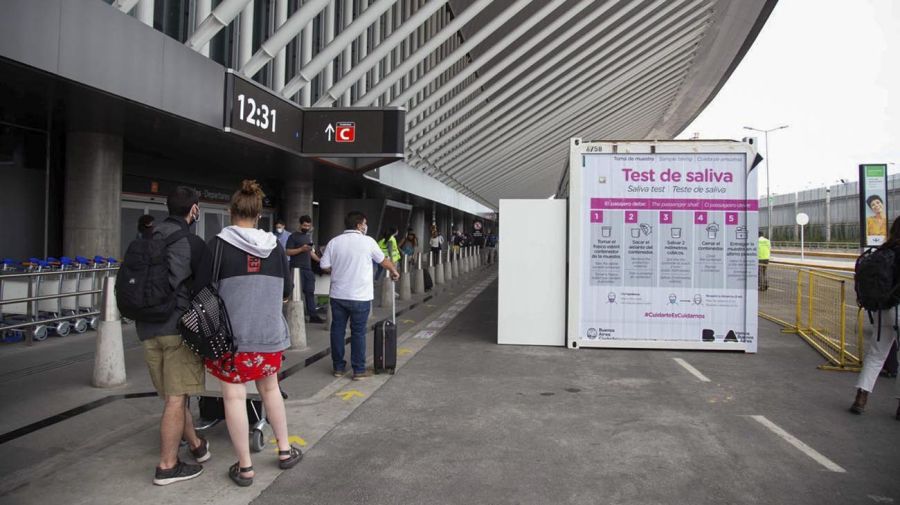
[35, 258, 71, 337]
[0, 260, 49, 342]
[58, 257, 89, 334]
[196, 374, 270, 453]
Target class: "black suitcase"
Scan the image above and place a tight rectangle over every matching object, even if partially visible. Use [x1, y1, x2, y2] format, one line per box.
[374, 280, 397, 374]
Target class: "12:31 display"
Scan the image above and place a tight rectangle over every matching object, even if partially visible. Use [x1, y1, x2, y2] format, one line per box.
[236, 94, 277, 133]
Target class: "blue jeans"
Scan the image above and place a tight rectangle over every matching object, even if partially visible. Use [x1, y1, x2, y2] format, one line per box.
[330, 298, 371, 373]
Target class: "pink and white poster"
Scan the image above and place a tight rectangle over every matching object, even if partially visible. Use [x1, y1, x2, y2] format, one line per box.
[568, 142, 758, 352]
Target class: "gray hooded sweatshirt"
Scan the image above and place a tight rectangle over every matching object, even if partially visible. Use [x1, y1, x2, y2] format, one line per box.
[212, 226, 292, 354]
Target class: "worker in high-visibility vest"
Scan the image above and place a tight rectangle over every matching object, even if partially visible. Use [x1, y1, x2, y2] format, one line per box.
[758, 231, 771, 291]
[376, 227, 402, 281]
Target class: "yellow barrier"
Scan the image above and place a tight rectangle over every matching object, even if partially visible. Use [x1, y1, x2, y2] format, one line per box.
[759, 264, 862, 371]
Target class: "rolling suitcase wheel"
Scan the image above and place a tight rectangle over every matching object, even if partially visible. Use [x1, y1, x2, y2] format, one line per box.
[250, 429, 265, 453]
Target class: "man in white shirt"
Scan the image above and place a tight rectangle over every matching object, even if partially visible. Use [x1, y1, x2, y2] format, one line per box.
[320, 211, 399, 380]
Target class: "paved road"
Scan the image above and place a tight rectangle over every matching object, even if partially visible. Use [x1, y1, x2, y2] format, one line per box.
[255, 281, 900, 505]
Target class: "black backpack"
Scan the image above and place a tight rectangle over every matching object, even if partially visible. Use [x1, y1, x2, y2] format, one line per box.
[116, 229, 189, 322]
[179, 239, 236, 364]
[855, 246, 900, 311]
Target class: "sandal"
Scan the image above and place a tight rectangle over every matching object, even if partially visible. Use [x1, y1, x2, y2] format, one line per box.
[278, 445, 303, 470]
[228, 462, 254, 487]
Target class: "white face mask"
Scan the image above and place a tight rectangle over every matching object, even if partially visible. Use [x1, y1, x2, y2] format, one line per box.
[275, 227, 284, 233]
[360, 224, 368, 235]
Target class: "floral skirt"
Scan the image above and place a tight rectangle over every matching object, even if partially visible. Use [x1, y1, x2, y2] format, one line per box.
[205, 351, 283, 384]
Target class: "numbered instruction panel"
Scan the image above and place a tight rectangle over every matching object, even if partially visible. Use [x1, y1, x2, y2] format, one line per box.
[567, 140, 758, 352]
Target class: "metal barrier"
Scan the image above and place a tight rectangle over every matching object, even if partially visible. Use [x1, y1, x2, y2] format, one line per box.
[759, 263, 862, 371]
[0, 264, 119, 345]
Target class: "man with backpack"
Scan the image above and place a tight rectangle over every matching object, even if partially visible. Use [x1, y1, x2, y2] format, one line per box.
[851, 215, 900, 420]
[117, 186, 212, 485]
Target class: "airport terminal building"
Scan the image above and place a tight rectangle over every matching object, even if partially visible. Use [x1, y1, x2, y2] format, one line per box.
[0, 0, 775, 260]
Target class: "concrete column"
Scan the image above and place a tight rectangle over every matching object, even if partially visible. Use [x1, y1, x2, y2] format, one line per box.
[282, 167, 315, 232]
[274, 0, 288, 92]
[196, 0, 212, 56]
[64, 132, 123, 259]
[239, 1, 254, 68]
[136, 0, 154, 26]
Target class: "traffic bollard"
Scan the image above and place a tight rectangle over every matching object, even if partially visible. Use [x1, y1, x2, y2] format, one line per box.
[380, 275, 394, 307]
[446, 249, 455, 282]
[414, 252, 426, 294]
[434, 250, 444, 285]
[399, 256, 412, 301]
[450, 249, 458, 279]
[92, 276, 126, 388]
[285, 268, 308, 350]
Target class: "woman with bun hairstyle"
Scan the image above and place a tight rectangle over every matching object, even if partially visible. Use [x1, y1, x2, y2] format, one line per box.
[204, 180, 301, 486]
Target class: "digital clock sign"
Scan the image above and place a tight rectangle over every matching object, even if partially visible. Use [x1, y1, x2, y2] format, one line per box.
[224, 70, 304, 155]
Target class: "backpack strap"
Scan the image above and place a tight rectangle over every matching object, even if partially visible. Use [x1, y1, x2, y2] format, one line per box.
[163, 229, 190, 247]
[212, 238, 224, 287]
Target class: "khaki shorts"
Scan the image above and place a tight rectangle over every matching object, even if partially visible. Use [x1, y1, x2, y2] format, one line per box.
[142, 334, 204, 397]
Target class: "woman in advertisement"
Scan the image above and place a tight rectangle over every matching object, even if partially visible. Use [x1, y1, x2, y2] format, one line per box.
[866, 194, 887, 241]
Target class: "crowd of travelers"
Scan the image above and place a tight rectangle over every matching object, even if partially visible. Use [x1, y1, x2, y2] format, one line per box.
[123, 183, 408, 486]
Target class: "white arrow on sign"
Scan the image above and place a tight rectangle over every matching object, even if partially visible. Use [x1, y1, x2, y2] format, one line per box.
[325, 123, 335, 141]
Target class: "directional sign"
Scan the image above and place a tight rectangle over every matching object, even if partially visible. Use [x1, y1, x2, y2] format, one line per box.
[224, 70, 304, 156]
[302, 107, 405, 158]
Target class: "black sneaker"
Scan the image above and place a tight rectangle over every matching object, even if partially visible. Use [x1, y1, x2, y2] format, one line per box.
[190, 437, 211, 463]
[153, 460, 203, 486]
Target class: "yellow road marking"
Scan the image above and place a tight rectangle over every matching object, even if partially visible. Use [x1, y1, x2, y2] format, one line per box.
[269, 435, 308, 448]
[398, 347, 412, 356]
[336, 389, 364, 401]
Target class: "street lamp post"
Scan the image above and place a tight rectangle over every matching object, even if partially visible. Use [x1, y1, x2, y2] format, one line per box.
[744, 125, 789, 238]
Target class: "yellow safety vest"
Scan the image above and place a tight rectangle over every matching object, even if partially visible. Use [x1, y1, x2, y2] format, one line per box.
[758, 236, 771, 261]
[378, 236, 401, 263]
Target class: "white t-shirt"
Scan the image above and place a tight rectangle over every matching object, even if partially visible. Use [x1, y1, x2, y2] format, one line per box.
[320, 230, 385, 301]
[429, 235, 444, 248]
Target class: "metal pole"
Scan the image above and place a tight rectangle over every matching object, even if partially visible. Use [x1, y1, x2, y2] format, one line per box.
[766, 129, 771, 238]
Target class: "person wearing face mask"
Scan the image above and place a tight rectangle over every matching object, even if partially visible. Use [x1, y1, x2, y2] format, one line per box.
[272, 219, 290, 250]
[319, 211, 399, 380]
[286, 215, 324, 323]
[135, 186, 213, 486]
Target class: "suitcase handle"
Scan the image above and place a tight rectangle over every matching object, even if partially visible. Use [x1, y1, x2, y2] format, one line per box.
[390, 278, 396, 325]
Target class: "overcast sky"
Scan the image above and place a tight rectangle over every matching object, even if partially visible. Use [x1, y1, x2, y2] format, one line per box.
[676, 0, 900, 197]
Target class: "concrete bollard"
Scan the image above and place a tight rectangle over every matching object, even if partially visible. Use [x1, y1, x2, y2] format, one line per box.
[380, 276, 394, 307]
[414, 253, 426, 294]
[399, 256, 412, 301]
[465, 247, 472, 273]
[446, 249, 455, 282]
[434, 250, 444, 285]
[92, 276, 126, 388]
[450, 249, 458, 279]
[285, 268, 308, 350]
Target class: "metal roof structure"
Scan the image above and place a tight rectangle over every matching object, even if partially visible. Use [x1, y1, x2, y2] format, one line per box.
[115, 0, 777, 208]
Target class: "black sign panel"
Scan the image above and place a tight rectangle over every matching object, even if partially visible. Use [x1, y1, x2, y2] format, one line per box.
[224, 70, 304, 155]
[302, 108, 405, 158]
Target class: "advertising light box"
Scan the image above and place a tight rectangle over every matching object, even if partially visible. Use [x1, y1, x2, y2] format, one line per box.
[567, 140, 759, 352]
